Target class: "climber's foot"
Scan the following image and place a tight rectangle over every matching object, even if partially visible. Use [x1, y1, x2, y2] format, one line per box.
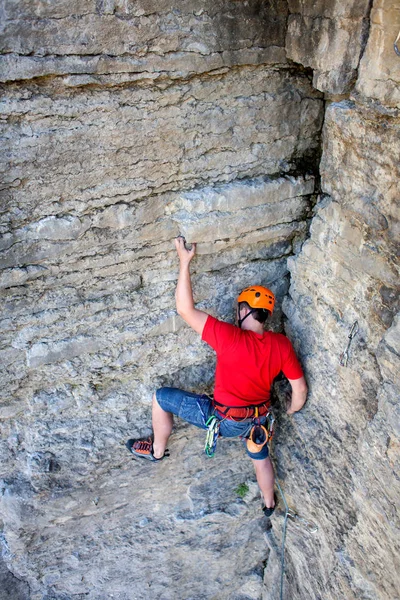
[126, 437, 169, 461]
[262, 494, 277, 517]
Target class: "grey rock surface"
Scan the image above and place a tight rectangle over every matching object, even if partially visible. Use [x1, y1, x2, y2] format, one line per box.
[286, 0, 372, 95]
[355, 0, 400, 109]
[1, 1, 399, 599]
[1, 67, 322, 234]
[0, 0, 289, 83]
[0, 554, 30, 600]
[276, 99, 400, 600]
[1, 426, 271, 600]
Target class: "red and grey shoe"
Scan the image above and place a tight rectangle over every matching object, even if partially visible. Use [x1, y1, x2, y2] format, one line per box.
[126, 437, 169, 462]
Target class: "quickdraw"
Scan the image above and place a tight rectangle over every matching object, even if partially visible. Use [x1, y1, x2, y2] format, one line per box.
[265, 412, 275, 442]
[204, 415, 220, 457]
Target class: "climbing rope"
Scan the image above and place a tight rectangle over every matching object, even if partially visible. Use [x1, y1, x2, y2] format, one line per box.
[275, 480, 318, 600]
[394, 29, 400, 56]
[275, 480, 290, 600]
[339, 320, 359, 367]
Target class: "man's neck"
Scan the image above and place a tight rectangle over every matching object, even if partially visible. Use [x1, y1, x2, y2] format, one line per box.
[242, 321, 264, 335]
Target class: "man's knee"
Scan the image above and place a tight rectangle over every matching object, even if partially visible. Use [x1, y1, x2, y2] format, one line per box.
[153, 387, 180, 415]
[153, 388, 166, 410]
[246, 445, 270, 462]
[251, 456, 271, 469]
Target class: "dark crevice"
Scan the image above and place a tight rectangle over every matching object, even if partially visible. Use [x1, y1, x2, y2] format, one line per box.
[357, 0, 375, 72]
[0, 553, 31, 600]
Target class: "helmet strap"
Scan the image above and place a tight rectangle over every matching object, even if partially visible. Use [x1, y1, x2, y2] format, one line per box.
[238, 307, 256, 329]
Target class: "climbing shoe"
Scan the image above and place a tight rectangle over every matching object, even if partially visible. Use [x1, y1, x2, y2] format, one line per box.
[126, 437, 169, 462]
[263, 494, 278, 518]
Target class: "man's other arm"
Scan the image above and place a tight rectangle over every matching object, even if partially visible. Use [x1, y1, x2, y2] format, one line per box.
[175, 236, 208, 336]
[287, 376, 308, 414]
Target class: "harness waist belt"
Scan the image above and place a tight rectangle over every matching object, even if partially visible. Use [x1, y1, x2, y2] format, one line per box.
[212, 400, 270, 421]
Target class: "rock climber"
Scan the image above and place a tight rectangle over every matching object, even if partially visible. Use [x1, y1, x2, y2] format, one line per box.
[126, 236, 307, 516]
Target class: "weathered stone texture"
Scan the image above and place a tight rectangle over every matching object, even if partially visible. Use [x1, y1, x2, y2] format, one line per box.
[1, 2, 399, 599]
[1, 427, 271, 600]
[1, 135, 317, 600]
[286, 0, 372, 95]
[356, 0, 400, 109]
[0, 4, 319, 596]
[0, 0, 288, 83]
[273, 101, 400, 599]
[0, 68, 322, 234]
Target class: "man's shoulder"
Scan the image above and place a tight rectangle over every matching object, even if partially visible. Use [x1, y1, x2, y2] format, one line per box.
[202, 315, 239, 347]
[213, 317, 238, 336]
[264, 331, 291, 347]
[206, 315, 237, 328]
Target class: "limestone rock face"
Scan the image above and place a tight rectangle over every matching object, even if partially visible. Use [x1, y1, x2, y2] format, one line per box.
[0, 0, 289, 83]
[269, 67, 400, 600]
[356, 0, 400, 109]
[1, 1, 399, 600]
[0, 2, 324, 599]
[268, 4, 400, 597]
[1, 425, 272, 600]
[1, 68, 322, 235]
[286, 0, 372, 94]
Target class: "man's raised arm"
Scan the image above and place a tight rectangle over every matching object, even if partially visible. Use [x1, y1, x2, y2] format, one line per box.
[174, 236, 208, 336]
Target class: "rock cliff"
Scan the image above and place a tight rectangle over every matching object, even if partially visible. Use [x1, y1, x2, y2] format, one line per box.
[0, 1, 399, 599]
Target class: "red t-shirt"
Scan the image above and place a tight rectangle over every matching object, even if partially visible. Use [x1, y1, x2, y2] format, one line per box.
[202, 315, 304, 407]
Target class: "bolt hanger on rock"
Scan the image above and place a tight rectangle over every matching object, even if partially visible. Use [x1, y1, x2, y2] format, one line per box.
[395, 29, 400, 56]
[340, 320, 359, 367]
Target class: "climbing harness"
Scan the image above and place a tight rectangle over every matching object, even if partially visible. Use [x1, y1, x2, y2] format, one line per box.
[339, 320, 359, 367]
[212, 399, 270, 421]
[394, 29, 400, 56]
[275, 479, 318, 600]
[202, 397, 274, 457]
[204, 415, 220, 457]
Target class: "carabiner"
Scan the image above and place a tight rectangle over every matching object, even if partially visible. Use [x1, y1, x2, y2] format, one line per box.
[395, 30, 400, 56]
[348, 321, 359, 339]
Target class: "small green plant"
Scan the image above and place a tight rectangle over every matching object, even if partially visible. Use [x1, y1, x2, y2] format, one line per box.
[235, 482, 249, 498]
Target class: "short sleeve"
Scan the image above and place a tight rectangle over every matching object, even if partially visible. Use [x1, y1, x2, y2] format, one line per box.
[279, 335, 304, 380]
[202, 315, 239, 354]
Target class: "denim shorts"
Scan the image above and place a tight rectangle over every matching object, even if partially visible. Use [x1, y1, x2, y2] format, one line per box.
[155, 387, 269, 460]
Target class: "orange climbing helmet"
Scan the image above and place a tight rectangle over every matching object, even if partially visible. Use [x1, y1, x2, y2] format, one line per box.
[237, 285, 275, 314]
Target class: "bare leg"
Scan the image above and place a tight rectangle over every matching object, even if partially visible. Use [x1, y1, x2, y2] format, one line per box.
[152, 393, 173, 459]
[251, 457, 275, 508]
